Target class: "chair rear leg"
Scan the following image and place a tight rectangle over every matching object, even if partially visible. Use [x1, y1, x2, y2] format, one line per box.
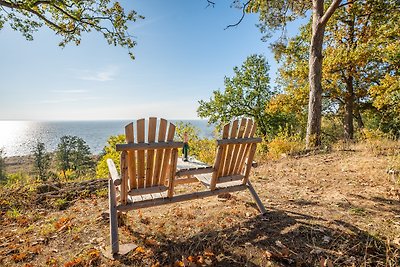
[109, 179, 119, 255]
[246, 181, 267, 215]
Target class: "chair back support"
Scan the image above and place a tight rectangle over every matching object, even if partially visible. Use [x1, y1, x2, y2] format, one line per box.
[210, 118, 261, 190]
[115, 118, 182, 203]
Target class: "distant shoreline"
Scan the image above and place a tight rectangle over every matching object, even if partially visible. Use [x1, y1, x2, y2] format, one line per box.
[0, 120, 215, 157]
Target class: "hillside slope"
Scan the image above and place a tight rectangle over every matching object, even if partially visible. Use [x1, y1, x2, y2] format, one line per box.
[1, 148, 399, 266]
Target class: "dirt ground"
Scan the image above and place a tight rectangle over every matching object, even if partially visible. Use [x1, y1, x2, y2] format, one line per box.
[0, 147, 399, 266]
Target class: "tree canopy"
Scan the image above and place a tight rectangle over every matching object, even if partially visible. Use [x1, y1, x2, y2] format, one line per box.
[198, 54, 293, 138]
[0, 0, 142, 59]
[272, 0, 400, 139]
[56, 135, 94, 179]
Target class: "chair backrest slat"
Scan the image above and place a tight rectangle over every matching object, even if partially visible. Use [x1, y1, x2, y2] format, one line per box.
[136, 119, 146, 188]
[146, 117, 157, 187]
[211, 118, 260, 189]
[229, 118, 247, 175]
[236, 120, 254, 174]
[240, 121, 257, 175]
[125, 122, 137, 190]
[215, 124, 230, 177]
[222, 120, 239, 177]
[160, 123, 176, 185]
[153, 119, 167, 185]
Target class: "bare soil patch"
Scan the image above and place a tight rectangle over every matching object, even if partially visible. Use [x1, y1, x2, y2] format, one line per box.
[0, 148, 399, 266]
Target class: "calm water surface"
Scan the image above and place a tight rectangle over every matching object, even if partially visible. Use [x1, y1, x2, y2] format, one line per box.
[0, 120, 214, 157]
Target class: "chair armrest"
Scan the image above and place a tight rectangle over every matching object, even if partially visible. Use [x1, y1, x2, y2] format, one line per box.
[176, 166, 214, 177]
[107, 159, 122, 186]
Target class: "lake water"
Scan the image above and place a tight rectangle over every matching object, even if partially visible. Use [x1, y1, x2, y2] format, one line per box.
[0, 120, 214, 157]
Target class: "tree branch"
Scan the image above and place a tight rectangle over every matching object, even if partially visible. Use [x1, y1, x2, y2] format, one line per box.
[206, 0, 215, 8]
[337, 1, 353, 9]
[23, 6, 64, 32]
[225, 0, 251, 30]
[0, 0, 13, 9]
[320, 0, 342, 26]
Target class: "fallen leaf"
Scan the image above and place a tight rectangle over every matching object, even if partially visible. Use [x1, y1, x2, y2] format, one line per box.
[174, 260, 184, 267]
[145, 238, 159, 246]
[12, 252, 27, 263]
[135, 246, 146, 253]
[204, 248, 214, 257]
[64, 257, 82, 267]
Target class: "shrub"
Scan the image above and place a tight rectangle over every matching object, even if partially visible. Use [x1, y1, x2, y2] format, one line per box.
[5, 207, 21, 220]
[32, 141, 51, 182]
[267, 131, 304, 159]
[4, 172, 33, 189]
[96, 135, 125, 178]
[192, 138, 217, 165]
[175, 122, 216, 164]
[0, 148, 6, 182]
[54, 198, 69, 210]
[359, 128, 392, 141]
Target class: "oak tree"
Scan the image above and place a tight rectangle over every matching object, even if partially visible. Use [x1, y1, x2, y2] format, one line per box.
[273, 0, 400, 139]
[244, 0, 343, 148]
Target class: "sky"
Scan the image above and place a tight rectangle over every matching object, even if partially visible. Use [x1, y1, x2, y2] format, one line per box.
[0, 0, 304, 121]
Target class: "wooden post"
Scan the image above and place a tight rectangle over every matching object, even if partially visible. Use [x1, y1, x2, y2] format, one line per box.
[109, 178, 119, 255]
[246, 181, 267, 215]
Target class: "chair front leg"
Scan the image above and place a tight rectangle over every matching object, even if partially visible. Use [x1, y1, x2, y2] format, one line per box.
[109, 178, 119, 255]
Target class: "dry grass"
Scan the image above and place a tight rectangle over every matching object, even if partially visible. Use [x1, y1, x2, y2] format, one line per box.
[0, 144, 399, 266]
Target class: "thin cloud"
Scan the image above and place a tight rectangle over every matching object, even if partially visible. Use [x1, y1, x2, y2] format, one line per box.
[51, 89, 88, 93]
[41, 98, 79, 104]
[74, 66, 118, 82]
[41, 96, 103, 104]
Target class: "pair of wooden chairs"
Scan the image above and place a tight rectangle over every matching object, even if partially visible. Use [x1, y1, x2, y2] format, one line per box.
[107, 117, 266, 256]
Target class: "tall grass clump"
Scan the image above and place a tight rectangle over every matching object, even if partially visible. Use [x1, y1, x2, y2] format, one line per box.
[357, 129, 399, 156]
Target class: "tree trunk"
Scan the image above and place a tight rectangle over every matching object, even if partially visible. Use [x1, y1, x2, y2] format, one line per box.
[306, 1, 326, 149]
[354, 103, 364, 129]
[343, 76, 354, 140]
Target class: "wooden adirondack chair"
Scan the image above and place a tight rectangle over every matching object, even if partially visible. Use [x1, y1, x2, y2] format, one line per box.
[107, 117, 182, 255]
[106, 117, 266, 257]
[176, 118, 266, 214]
